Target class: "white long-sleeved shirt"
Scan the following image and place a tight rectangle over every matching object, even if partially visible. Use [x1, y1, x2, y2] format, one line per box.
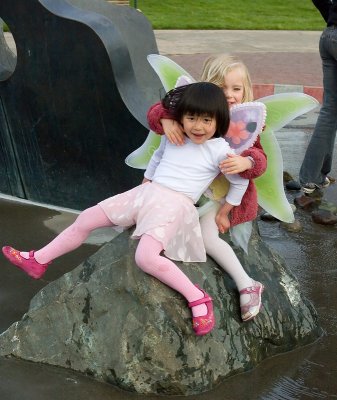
[144, 136, 248, 205]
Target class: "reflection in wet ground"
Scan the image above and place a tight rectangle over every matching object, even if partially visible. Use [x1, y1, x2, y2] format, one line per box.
[0, 109, 337, 399]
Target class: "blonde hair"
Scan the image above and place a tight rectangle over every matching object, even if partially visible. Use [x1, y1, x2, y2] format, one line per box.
[200, 54, 253, 103]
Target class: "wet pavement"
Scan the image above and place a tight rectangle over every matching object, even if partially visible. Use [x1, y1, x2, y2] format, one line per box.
[2, 27, 337, 400]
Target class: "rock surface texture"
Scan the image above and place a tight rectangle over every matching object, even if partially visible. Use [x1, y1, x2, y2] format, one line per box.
[0, 228, 322, 395]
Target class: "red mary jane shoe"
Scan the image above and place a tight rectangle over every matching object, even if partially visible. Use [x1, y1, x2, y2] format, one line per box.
[188, 285, 215, 336]
[2, 246, 50, 279]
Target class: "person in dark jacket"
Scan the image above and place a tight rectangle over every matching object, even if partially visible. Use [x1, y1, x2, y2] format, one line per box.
[299, 0, 337, 194]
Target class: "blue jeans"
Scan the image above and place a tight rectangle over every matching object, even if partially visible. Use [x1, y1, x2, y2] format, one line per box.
[299, 26, 337, 186]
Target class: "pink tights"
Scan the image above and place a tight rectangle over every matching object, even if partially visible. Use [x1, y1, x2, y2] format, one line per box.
[33, 205, 113, 264]
[24, 205, 207, 317]
[135, 234, 207, 317]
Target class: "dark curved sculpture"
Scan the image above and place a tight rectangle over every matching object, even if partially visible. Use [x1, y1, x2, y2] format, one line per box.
[0, 0, 162, 209]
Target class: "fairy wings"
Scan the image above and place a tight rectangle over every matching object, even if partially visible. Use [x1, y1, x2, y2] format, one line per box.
[125, 54, 319, 224]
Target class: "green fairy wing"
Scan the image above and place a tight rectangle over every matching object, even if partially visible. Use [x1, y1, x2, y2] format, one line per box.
[260, 92, 319, 132]
[125, 130, 161, 169]
[256, 93, 319, 222]
[125, 55, 195, 169]
[255, 127, 293, 222]
[147, 54, 195, 91]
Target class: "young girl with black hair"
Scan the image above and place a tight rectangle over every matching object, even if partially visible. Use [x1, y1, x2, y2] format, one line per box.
[2, 82, 248, 336]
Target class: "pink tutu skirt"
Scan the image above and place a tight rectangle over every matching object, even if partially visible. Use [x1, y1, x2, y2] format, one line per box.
[99, 182, 206, 262]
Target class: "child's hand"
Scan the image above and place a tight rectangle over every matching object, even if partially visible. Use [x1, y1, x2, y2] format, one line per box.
[161, 119, 185, 146]
[215, 201, 234, 234]
[219, 154, 253, 174]
[215, 209, 231, 234]
[142, 177, 151, 184]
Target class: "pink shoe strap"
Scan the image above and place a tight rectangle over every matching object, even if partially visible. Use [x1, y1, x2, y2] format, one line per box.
[28, 250, 51, 266]
[188, 294, 212, 308]
[239, 283, 262, 295]
[29, 250, 36, 259]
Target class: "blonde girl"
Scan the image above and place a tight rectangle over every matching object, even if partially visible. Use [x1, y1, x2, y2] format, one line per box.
[147, 55, 267, 322]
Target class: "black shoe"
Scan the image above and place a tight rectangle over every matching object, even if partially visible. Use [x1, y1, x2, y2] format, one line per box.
[285, 180, 301, 191]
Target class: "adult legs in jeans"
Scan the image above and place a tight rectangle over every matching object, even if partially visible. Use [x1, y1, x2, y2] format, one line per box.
[299, 27, 337, 187]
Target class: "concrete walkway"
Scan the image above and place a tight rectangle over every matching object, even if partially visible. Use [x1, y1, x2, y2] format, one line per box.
[153, 30, 323, 102]
[4, 29, 324, 102]
[154, 30, 321, 54]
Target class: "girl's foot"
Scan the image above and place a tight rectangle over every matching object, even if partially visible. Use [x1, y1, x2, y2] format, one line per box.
[188, 285, 215, 336]
[239, 281, 264, 322]
[2, 246, 50, 279]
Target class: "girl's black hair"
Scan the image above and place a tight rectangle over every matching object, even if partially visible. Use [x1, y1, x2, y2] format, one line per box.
[162, 82, 230, 137]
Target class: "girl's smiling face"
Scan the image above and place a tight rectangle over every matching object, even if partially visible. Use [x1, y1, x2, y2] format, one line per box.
[181, 114, 217, 144]
[221, 68, 245, 108]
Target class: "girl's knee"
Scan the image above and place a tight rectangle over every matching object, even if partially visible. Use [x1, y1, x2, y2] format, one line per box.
[75, 206, 96, 224]
[203, 232, 223, 248]
[74, 205, 111, 231]
[135, 247, 154, 272]
[134, 248, 145, 269]
[204, 235, 231, 254]
[135, 235, 163, 273]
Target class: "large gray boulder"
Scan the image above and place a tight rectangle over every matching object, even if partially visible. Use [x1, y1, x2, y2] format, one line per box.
[0, 227, 321, 395]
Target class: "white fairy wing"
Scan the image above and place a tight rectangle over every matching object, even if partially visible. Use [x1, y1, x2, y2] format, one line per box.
[229, 221, 253, 254]
[226, 102, 266, 154]
[175, 75, 194, 88]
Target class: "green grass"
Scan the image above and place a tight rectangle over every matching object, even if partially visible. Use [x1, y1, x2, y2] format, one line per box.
[136, 0, 325, 30]
[2, 1, 325, 31]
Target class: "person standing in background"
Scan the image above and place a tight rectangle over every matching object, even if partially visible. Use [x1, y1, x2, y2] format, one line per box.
[299, 0, 337, 194]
